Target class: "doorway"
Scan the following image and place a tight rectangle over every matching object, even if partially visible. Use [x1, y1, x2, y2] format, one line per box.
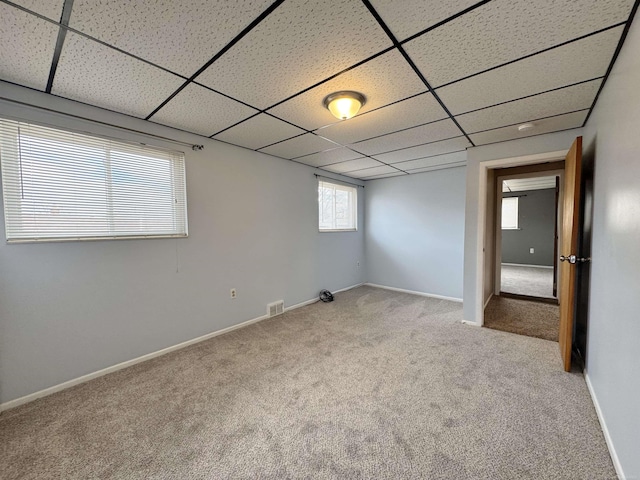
[484, 164, 564, 342]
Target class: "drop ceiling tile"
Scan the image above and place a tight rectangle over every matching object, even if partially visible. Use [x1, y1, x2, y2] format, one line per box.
[214, 114, 305, 150]
[348, 165, 402, 178]
[322, 158, 383, 174]
[368, 0, 480, 41]
[469, 111, 588, 146]
[317, 93, 448, 145]
[0, 4, 59, 90]
[407, 161, 467, 175]
[405, 0, 634, 87]
[363, 172, 408, 180]
[150, 83, 257, 136]
[351, 119, 462, 156]
[436, 26, 623, 114]
[397, 151, 467, 171]
[68, 0, 274, 76]
[259, 134, 339, 160]
[53, 32, 184, 118]
[294, 147, 363, 168]
[12, 0, 64, 20]
[456, 79, 602, 133]
[372, 136, 471, 164]
[197, 0, 392, 109]
[268, 50, 427, 131]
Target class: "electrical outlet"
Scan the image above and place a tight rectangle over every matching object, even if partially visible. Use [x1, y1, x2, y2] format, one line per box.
[530, 248, 535, 254]
[230, 288, 237, 299]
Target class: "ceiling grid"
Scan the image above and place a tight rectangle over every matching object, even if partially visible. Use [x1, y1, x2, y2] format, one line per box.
[0, 0, 637, 179]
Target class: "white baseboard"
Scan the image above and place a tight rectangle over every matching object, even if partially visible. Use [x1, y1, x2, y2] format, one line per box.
[484, 293, 494, 309]
[584, 372, 624, 480]
[364, 283, 463, 303]
[502, 263, 554, 269]
[0, 282, 364, 412]
[461, 320, 481, 327]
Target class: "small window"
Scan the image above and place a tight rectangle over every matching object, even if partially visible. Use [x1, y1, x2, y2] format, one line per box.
[501, 196, 519, 230]
[318, 180, 357, 231]
[0, 119, 188, 242]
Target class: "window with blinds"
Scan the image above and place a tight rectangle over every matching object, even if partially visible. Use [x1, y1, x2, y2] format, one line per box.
[501, 196, 519, 230]
[318, 180, 357, 231]
[0, 119, 188, 242]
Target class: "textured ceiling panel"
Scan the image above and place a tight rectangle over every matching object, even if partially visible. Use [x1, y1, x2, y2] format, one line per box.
[406, 161, 467, 175]
[214, 114, 305, 150]
[503, 176, 557, 192]
[0, 4, 59, 90]
[369, 0, 480, 41]
[196, 0, 392, 109]
[293, 147, 363, 168]
[348, 165, 402, 178]
[394, 150, 467, 171]
[322, 158, 384, 174]
[68, 0, 274, 76]
[456, 79, 602, 133]
[436, 27, 623, 115]
[317, 93, 448, 145]
[12, 0, 65, 20]
[268, 50, 427, 131]
[372, 136, 471, 164]
[259, 134, 339, 160]
[469, 111, 588, 146]
[351, 119, 462, 156]
[53, 32, 185, 118]
[150, 83, 257, 136]
[363, 172, 407, 180]
[405, 0, 634, 88]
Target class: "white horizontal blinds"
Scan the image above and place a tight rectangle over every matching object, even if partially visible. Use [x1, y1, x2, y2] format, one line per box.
[501, 197, 519, 230]
[0, 119, 188, 242]
[318, 180, 357, 231]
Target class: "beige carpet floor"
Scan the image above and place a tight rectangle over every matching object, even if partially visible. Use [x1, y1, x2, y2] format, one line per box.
[501, 264, 555, 299]
[0, 286, 613, 479]
[485, 295, 560, 342]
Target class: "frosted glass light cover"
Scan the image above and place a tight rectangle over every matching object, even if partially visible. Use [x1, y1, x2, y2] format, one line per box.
[324, 91, 366, 120]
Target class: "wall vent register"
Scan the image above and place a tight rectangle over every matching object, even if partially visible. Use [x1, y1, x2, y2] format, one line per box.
[0, 119, 188, 243]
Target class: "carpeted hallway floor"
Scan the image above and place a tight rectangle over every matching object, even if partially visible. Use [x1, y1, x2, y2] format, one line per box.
[484, 295, 560, 342]
[0, 286, 613, 479]
[501, 264, 556, 299]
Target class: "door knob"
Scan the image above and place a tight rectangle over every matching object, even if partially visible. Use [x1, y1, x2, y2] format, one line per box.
[560, 255, 590, 264]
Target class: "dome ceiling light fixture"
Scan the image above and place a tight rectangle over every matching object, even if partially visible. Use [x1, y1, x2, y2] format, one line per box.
[323, 91, 366, 120]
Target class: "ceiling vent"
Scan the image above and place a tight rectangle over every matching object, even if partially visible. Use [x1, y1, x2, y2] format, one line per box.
[267, 300, 284, 317]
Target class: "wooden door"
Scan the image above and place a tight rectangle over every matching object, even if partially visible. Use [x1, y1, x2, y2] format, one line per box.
[558, 137, 582, 371]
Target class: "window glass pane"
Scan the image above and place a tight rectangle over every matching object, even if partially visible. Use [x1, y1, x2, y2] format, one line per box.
[318, 180, 357, 231]
[501, 197, 519, 230]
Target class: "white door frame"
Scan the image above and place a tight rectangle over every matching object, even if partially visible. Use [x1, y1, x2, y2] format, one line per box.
[474, 150, 567, 326]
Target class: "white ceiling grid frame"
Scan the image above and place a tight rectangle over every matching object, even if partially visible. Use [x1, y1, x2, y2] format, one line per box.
[372, 136, 471, 164]
[404, 0, 635, 88]
[317, 92, 448, 145]
[258, 133, 339, 159]
[363, 171, 407, 180]
[322, 157, 385, 174]
[368, 0, 481, 41]
[294, 147, 364, 168]
[213, 114, 306, 150]
[67, 0, 276, 77]
[195, 0, 392, 109]
[435, 26, 625, 115]
[351, 118, 462, 156]
[393, 150, 467, 171]
[0, 3, 60, 90]
[268, 49, 428, 131]
[10, 0, 64, 20]
[150, 83, 258, 136]
[456, 79, 602, 133]
[469, 111, 588, 145]
[404, 161, 467, 175]
[52, 32, 186, 118]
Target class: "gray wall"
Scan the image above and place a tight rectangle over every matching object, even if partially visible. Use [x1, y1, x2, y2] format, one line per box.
[501, 188, 556, 266]
[582, 14, 640, 479]
[0, 82, 366, 405]
[364, 167, 466, 300]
